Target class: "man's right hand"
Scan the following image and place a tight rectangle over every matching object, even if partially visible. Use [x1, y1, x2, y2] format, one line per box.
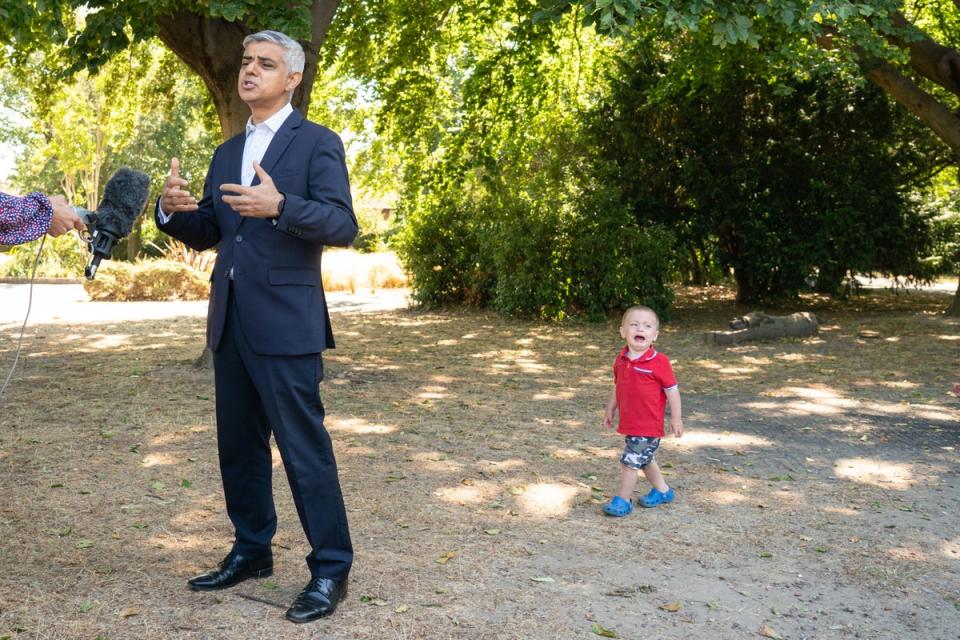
[159, 158, 199, 214]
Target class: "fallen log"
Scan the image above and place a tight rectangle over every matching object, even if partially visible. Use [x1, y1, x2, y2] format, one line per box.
[706, 311, 819, 346]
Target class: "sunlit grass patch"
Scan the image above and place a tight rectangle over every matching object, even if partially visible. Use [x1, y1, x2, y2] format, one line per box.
[322, 249, 407, 292]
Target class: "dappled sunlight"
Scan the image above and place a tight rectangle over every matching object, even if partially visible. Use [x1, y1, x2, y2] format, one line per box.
[823, 506, 860, 517]
[515, 482, 578, 517]
[516, 357, 548, 374]
[327, 417, 396, 435]
[876, 381, 920, 389]
[937, 334, 960, 341]
[706, 489, 749, 504]
[717, 365, 761, 375]
[417, 385, 449, 399]
[749, 385, 859, 416]
[886, 544, 930, 562]
[774, 352, 820, 362]
[435, 481, 497, 505]
[673, 431, 775, 450]
[549, 448, 587, 460]
[83, 334, 134, 350]
[939, 536, 960, 560]
[744, 399, 846, 416]
[409, 451, 465, 473]
[140, 452, 179, 467]
[150, 425, 211, 447]
[533, 390, 576, 401]
[834, 457, 914, 489]
[858, 402, 956, 422]
[142, 533, 211, 552]
[475, 458, 528, 473]
[168, 507, 221, 530]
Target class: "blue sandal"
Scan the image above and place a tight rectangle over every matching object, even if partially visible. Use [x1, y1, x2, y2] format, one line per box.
[603, 496, 633, 517]
[640, 487, 675, 508]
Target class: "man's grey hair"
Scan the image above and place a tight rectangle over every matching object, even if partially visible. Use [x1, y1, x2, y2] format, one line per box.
[242, 30, 305, 74]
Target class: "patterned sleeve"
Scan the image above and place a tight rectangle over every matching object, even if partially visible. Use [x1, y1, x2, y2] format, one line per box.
[0, 192, 54, 245]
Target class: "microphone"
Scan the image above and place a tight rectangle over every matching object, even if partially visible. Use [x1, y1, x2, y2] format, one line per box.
[74, 168, 151, 279]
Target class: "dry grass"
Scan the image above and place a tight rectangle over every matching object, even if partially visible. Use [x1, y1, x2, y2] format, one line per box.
[0, 286, 957, 639]
[322, 249, 407, 293]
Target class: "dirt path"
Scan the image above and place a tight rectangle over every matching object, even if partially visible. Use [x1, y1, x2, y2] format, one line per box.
[1, 287, 957, 639]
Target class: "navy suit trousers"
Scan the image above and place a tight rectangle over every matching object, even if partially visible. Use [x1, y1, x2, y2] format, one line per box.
[213, 286, 352, 580]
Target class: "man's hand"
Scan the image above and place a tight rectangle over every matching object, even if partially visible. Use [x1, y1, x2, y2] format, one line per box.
[47, 195, 85, 237]
[220, 162, 284, 218]
[160, 158, 199, 214]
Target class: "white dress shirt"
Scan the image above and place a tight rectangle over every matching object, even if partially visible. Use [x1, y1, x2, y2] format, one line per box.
[158, 102, 294, 223]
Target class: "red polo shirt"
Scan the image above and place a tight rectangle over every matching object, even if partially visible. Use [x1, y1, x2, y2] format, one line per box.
[613, 347, 678, 437]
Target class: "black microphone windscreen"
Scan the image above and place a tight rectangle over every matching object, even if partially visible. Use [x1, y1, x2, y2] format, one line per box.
[95, 168, 151, 237]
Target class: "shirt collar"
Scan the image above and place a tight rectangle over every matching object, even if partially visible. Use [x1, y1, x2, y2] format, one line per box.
[245, 102, 294, 137]
[619, 346, 657, 362]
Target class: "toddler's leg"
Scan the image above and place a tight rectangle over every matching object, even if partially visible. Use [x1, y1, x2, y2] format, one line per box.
[641, 459, 670, 493]
[617, 464, 640, 501]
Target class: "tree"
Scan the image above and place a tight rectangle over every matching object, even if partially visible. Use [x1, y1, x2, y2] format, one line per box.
[1, 0, 343, 139]
[588, 38, 944, 303]
[536, 1, 960, 311]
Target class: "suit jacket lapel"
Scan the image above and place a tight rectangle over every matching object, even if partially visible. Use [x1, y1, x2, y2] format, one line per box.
[221, 133, 247, 234]
[253, 109, 303, 186]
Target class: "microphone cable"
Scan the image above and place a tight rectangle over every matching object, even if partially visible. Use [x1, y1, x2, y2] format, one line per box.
[0, 234, 47, 401]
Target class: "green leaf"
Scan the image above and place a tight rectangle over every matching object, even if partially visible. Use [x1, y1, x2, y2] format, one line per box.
[591, 622, 619, 638]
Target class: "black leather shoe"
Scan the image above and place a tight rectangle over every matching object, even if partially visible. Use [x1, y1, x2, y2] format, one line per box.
[188, 551, 273, 591]
[285, 577, 348, 623]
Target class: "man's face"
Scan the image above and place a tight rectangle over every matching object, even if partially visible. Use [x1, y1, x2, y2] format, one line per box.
[238, 41, 302, 111]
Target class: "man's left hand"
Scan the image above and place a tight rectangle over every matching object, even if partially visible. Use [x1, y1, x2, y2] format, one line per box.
[220, 162, 283, 218]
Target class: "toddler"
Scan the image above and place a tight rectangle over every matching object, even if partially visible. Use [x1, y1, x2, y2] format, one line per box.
[603, 305, 683, 516]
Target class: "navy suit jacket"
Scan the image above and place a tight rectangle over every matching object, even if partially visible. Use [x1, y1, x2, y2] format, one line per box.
[157, 109, 358, 355]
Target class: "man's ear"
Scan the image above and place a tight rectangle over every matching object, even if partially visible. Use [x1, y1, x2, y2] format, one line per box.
[286, 71, 303, 93]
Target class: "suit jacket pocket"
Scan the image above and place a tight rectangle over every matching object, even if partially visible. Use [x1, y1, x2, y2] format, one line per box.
[268, 268, 318, 286]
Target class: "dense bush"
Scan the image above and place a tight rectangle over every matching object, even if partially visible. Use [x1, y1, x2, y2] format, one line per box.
[590, 43, 948, 303]
[396, 176, 675, 320]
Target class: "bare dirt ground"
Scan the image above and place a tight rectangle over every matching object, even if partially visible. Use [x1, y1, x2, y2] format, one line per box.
[0, 285, 958, 640]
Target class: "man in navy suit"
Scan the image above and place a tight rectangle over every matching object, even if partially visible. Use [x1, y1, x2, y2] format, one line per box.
[157, 30, 356, 623]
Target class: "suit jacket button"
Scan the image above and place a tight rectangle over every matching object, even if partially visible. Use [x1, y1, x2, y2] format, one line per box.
[236, 234, 243, 242]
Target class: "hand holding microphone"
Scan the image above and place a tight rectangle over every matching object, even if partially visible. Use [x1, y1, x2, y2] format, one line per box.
[48, 195, 86, 237]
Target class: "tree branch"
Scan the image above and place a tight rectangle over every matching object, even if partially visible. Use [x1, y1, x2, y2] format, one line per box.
[888, 13, 960, 96]
[293, 0, 341, 115]
[862, 57, 960, 152]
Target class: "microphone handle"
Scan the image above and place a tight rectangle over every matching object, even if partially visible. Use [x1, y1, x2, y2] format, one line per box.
[85, 255, 103, 280]
[73, 207, 95, 225]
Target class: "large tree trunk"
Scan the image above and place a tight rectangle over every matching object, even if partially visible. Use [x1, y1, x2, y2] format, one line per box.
[155, 1, 341, 140]
[948, 275, 960, 317]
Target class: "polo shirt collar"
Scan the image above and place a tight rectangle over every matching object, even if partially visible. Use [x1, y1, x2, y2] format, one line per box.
[245, 102, 294, 137]
[619, 346, 657, 362]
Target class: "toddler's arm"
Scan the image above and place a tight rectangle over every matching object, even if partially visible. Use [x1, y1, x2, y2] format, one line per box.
[604, 386, 617, 428]
[665, 386, 683, 437]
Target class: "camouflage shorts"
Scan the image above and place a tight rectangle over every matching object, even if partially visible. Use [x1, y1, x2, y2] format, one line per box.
[620, 436, 661, 470]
